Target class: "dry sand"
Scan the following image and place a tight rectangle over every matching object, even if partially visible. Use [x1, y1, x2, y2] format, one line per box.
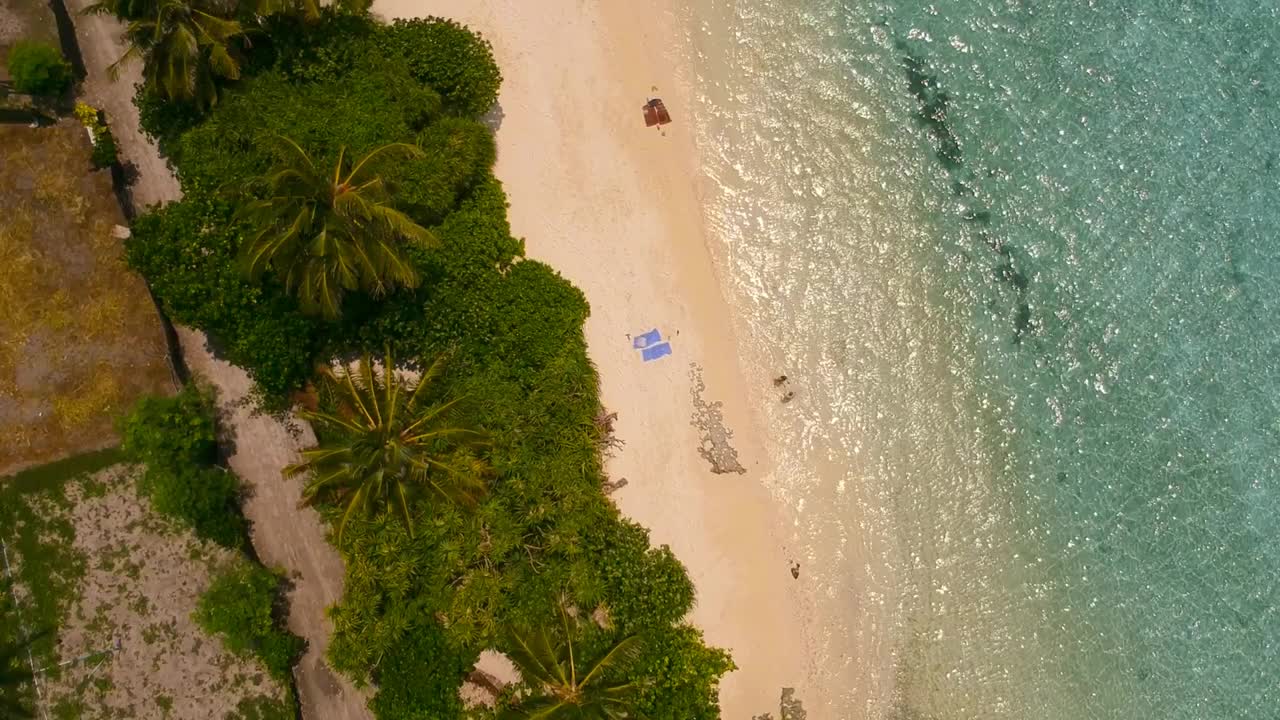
[372, 1, 817, 715]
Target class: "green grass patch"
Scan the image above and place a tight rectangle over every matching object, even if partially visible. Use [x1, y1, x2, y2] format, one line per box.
[0, 448, 122, 665]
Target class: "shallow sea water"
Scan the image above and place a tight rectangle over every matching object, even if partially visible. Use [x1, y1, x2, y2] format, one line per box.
[679, 1, 1280, 717]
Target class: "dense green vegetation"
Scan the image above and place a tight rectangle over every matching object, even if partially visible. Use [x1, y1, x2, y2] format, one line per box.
[124, 8, 732, 718]
[119, 385, 247, 548]
[7, 41, 72, 96]
[195, 561, 303, 683]
[502, 609, 643, 719]
[286, 352, 488, 540]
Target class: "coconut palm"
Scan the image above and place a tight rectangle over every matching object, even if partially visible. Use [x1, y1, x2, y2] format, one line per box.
[251, 0, 369, 22]
[81, 0, 159, 21]
[87, 0, 247, 109]
[501, 609, 645, 720]
[285, 352, 487, 541]
[238, 138, 434, 319]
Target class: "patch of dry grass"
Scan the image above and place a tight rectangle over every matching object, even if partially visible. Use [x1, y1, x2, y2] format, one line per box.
[0, 122, 173, 476]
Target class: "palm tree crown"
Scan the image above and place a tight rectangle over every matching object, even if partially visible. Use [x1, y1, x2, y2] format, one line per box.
[501, 608, 645, 720]
[251, 0, 369, 22]
[286, 352, 487, 542]
[238, 138, 434, 319]
[87, 0, 246, 109]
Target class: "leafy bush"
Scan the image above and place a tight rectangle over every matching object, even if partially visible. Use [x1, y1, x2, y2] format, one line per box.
[141, 465, 246, 548]
[377, 18, 502, 117]
[74, 103, 120, 168]
[126, 200, 320, 398]
[590, 520, 695, 633]
[7, 41, 72, 96]
[119, 385, 218, 468]
[91, 126, 119, 168]
[196, 561, 303, 682]
[120, 386, 246, 547]
[633, 625, 736, 720]
[368, 623, 473, 720]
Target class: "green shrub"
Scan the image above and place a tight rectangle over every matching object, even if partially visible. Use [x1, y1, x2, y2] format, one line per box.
[126, 200, 320, 398]
[369, 623, 472, 720]
[119, 385, 218, 468]
[91, 126, 119, 168]
[589, 519, 695, 633]
[387, 117, 495, 224]
[7, 41, 72, 96]
[377, 18, 502, 117]
[120, 386, 246, 547]
[633, 625, 736, 720]
[74, 103, 120, 168]
[140, 465, 246, 548]
[196, 562, 303, 682]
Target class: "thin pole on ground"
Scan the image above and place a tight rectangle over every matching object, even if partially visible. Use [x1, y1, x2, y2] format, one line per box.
[1, 540, 48, 720]
[37, 638, 120, 674]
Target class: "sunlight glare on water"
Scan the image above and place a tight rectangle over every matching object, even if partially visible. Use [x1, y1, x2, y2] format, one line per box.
[678, 0, 1280, 717]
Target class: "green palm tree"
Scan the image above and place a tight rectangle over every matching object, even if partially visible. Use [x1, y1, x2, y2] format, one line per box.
[88, 0, 246, 109]
[251, 0, 369, 22]
[82, 0, 158, 21]
[501, 609, 645, 720]
[238, 138, 434, 319]
[285, 352, 487, 542]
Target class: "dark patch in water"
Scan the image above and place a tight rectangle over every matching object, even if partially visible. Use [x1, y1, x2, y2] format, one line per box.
[901, 53, 964, 171]
[896, 38, 1035, 342]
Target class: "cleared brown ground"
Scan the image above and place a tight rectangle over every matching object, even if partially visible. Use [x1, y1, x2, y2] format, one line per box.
[8, 465, 285, 719]
[0, 121, 172, 476]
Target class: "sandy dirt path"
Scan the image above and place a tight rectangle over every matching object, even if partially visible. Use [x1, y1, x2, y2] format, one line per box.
[65, 6, 371, 719]
[65, 0, 179, 209]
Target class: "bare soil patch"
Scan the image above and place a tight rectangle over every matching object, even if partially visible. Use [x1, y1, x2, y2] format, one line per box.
[0, 121, 172, 476]
[3, 463, 286, 719]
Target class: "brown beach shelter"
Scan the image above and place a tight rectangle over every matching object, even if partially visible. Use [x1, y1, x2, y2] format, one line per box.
[643, 98, 672, 128]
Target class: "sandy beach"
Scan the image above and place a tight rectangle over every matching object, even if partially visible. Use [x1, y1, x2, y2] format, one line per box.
[371, 0, 818, 715]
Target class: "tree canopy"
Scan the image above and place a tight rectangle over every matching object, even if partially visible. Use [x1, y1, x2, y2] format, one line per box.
[287, 352, 488, 540]
[89, 0, 247, 109]
[501, 609, 644, 719]
[237, 140, 433, 318]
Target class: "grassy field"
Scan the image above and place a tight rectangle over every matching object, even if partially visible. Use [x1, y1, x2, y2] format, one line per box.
[0, 454, 291, 720]
[0, 121, 173, 476]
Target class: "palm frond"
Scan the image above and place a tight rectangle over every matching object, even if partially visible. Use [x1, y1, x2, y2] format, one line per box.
[577, 634, 643, 689]
[287, 354, 488, 542]
[237, 140, 430, 318]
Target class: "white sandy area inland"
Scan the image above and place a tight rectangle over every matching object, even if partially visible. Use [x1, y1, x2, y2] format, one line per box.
[372, 0, 818, 716]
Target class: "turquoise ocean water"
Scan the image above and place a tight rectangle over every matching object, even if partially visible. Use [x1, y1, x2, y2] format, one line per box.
[681, 1, 1279, 717]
